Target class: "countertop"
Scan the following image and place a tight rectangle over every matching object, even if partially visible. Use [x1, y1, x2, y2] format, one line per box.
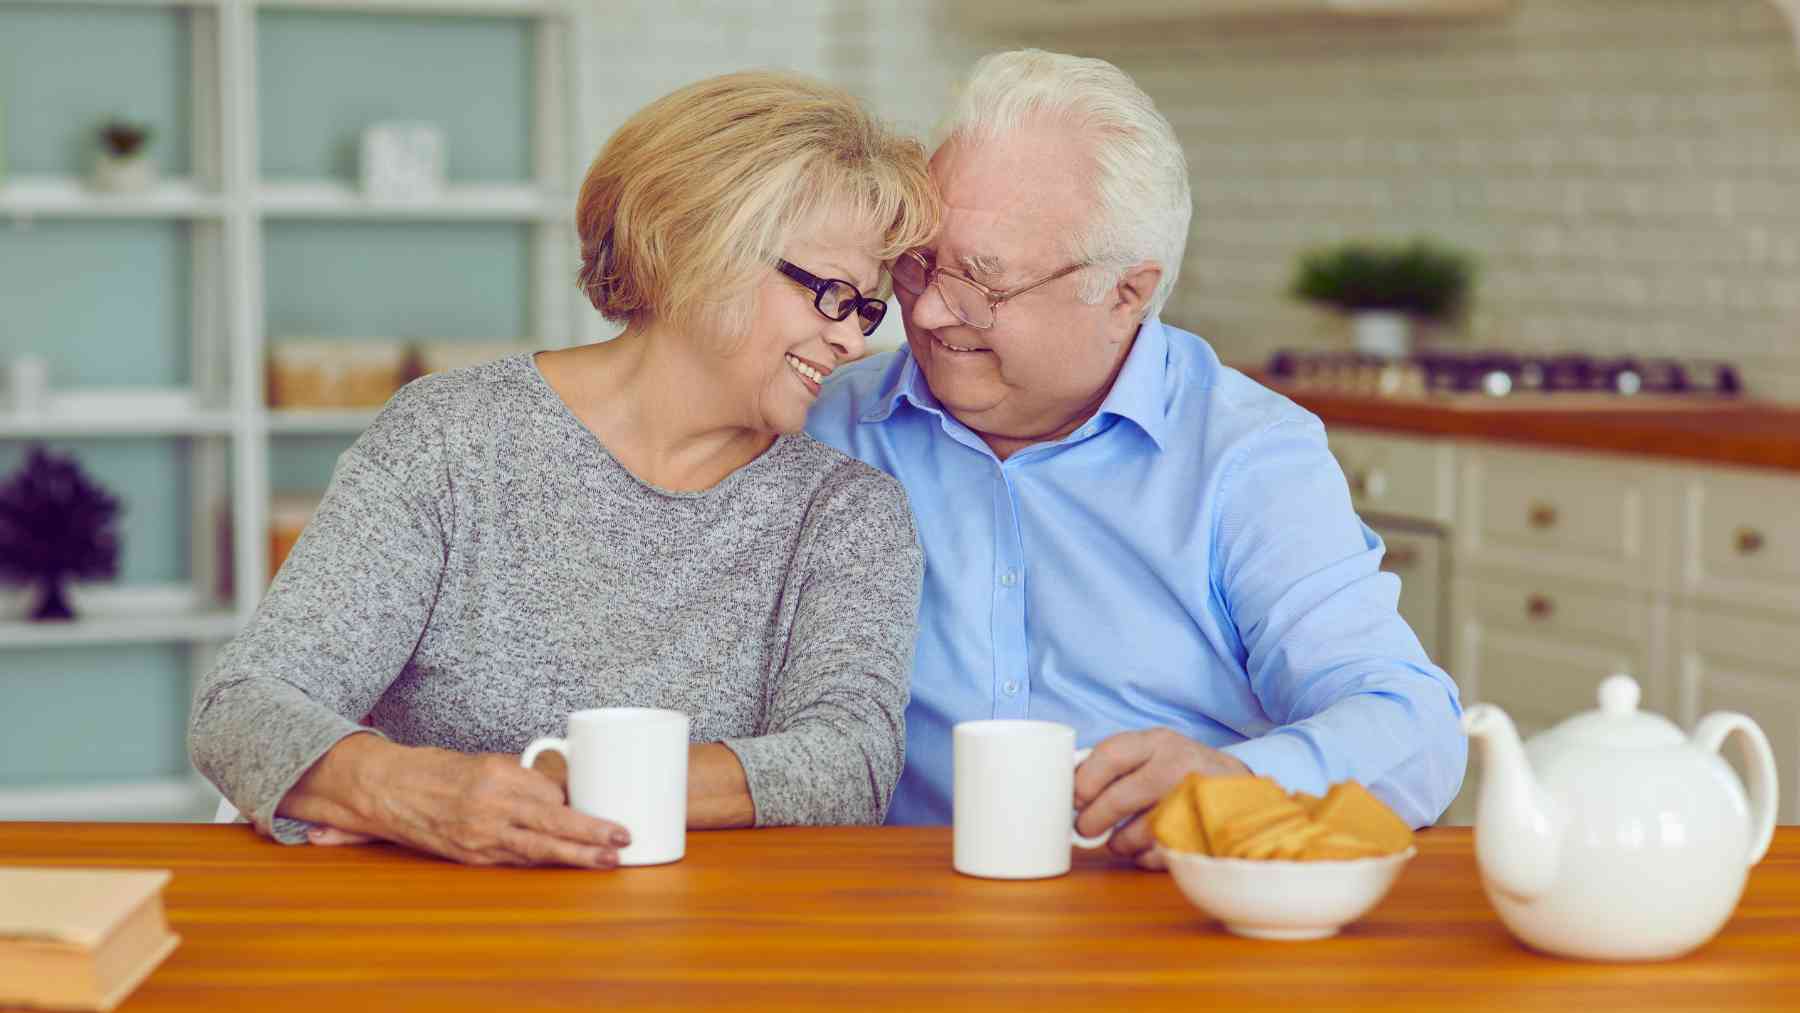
[1246, 372, 1800, 474]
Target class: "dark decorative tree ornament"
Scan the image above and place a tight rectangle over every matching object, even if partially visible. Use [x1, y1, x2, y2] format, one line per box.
[0, 445, 122, 622]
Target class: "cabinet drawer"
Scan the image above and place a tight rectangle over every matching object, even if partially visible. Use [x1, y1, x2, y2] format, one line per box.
[1325, 427, 1454, 526]
[1451, 575, 1660, 722]
[1680, 468, 1800, 619]
[1457, 445, 1671, 590]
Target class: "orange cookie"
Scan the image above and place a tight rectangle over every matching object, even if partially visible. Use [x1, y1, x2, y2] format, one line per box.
[1299, 830, 1388, 861]
[1293, 791, 1325, 817]
[1193, 776, 1292, 855]
[1150, 774, 1210, 854]
[1212, 797, 1308, 857]
[1229, 814, 1325, 860]
[1312, 781, 1415, 855]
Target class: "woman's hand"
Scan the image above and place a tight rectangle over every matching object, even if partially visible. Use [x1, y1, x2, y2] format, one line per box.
[280, 733, 630, 868]
[305, 826, 376, 846]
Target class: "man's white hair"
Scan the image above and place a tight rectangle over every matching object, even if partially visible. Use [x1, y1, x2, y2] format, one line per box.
[938, 49, 1191, 320]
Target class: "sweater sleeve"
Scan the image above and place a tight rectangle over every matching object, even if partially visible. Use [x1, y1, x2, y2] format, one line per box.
[188, 383, 453, 843]
[721, 461, 922, 826]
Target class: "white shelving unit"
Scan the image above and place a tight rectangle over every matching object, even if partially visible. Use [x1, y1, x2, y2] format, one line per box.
[0, 176, 227, 220]
[264, 409, 382, 434]
[1, 0, 585, 818]
[257, 180, 564, 221]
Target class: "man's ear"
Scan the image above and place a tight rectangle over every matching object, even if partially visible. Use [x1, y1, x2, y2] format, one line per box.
[1111, 262, 1163, 327]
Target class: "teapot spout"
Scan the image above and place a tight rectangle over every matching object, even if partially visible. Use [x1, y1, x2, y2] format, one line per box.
[1462, 703, 1566, 901]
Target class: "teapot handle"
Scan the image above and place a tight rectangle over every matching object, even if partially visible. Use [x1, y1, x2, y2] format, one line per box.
[1692, 712, 1778, 866]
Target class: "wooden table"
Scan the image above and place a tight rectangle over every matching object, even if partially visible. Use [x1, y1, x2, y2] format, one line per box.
[4, 824, 1798, 1011]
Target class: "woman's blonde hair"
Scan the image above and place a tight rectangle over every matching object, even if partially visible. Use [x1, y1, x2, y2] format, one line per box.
[576, 71, 941, 340]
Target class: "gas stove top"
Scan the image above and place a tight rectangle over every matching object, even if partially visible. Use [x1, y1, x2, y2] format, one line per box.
[1265, 350, 1743, 400]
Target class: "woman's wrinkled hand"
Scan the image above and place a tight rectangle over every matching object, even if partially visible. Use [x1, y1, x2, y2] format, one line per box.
[304, 825, 377, 846]
[283, 737, 629, 869]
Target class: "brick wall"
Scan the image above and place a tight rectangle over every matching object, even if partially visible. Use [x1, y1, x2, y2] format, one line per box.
[581, 0, 1800, 399]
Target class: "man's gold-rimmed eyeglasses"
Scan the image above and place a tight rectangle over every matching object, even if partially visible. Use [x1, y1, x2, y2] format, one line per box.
[889, 249, 1085, 330]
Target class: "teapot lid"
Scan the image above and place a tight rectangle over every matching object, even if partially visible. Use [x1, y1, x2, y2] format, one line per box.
[1540, 674, 1685, 749]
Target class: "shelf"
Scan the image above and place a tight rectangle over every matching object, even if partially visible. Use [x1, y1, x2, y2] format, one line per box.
[0, 177, 226, 221]
[42, 0, 222, 8]
[29, 0, 561, 11]
[0, 609, 242, 648]
[257, 0, 565, 12]
[0, 410, 235, 438]
[257, 180, 564, 221]
[0, 776, 219, 822]
[267, 408, 380, 434]
[0, 389, 234, 437]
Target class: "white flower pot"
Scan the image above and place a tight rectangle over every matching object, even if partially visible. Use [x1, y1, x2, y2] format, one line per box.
[93, 153, 157, 194]
[1352, 311, 1412, 360]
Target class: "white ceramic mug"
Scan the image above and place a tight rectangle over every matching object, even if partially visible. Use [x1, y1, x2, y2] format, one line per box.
[953, 719, 1114, 879]
[520, 707, 690, 867]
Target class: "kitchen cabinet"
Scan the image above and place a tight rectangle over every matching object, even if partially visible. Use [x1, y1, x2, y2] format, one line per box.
[1675, 607, 1800, 824]
[1678, 467, 1800, 619]
[1330, 428, 1455, 528]
[1325, 427, 1798, 828]
[1456, 445, 1676, 593]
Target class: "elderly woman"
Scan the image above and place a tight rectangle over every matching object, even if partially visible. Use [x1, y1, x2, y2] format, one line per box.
[188, 71, 939, 868]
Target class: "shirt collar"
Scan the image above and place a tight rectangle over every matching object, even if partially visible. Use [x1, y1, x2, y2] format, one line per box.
[860, 350, 939, 423]
[1091, 316, 1171, 450]
[860, 317, 1172, 451]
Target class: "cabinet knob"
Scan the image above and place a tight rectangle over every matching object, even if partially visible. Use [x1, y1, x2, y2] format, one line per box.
[1383, 546, 1419, 570]
[1528, 502, 1558, 529]
[1349, 469, 1387, 500]
[1735, 527, 1766, 555]
[1525, 593, 1555, 620]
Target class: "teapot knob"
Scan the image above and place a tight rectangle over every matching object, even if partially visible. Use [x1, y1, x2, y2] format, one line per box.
[1598, 673, 1640, 714]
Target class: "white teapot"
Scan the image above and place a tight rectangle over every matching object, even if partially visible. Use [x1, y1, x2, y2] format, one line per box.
[1461, 673, 1777, 961]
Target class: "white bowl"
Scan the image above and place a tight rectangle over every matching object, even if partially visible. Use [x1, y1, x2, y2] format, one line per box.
[1161, 845, 1416, 940]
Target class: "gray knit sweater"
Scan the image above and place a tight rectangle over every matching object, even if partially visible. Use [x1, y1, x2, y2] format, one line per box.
[188, 354, 922, 845]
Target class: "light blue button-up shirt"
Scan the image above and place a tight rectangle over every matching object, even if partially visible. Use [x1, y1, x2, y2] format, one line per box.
[806, 318, 1466, 828]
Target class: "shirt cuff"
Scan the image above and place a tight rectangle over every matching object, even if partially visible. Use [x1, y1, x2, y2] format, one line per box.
[1221, 731, 1329, 797]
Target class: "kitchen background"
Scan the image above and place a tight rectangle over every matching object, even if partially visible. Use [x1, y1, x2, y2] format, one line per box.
[2, 0, 1797, 824]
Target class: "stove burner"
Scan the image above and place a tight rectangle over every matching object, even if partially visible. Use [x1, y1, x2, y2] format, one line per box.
[1265, 350, 1742, 399]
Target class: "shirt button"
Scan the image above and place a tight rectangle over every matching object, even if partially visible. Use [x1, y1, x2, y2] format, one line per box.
[999, 568, 1018, 587]
[1002, 680, 1021, 696]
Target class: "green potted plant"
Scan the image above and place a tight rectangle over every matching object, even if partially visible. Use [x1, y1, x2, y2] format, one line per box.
[94, 118, 156, 193]
[1290, 237, 1474, 358]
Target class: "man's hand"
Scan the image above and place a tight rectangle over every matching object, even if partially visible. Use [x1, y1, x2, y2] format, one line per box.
[1073, 728, 1251, 870]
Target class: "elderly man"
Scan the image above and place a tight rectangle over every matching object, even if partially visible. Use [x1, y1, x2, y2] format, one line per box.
[806, 49, 1465, 867]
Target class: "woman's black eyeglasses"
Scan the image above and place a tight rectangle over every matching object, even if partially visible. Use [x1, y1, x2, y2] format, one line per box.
[777, 259, 887, 336]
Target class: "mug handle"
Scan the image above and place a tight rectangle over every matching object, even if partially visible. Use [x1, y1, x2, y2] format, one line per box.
[520, 737, 569, 772]
[1071, 747, 1113, 850]
[1691, 712, 1778, 867]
